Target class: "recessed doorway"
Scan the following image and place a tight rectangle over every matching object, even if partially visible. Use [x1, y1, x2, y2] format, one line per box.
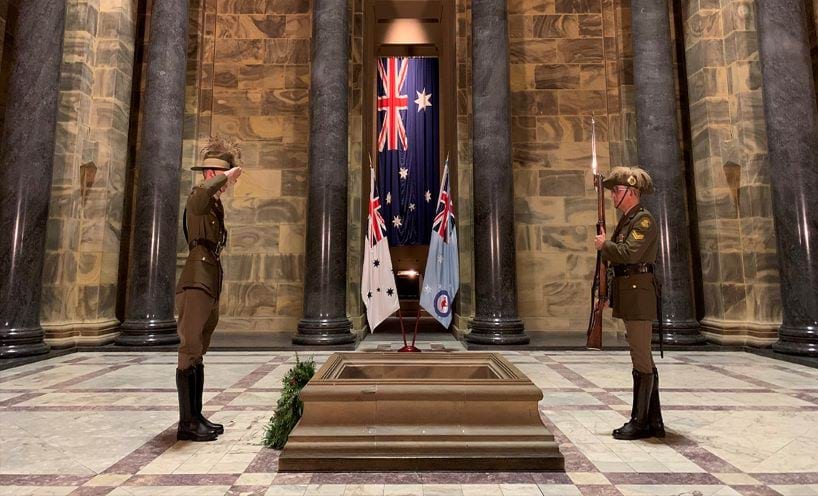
[362, 0, 458, 337]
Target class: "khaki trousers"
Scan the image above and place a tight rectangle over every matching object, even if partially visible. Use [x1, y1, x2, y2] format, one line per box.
[176, 288, 219, 369]
[624, 320, 655, 373]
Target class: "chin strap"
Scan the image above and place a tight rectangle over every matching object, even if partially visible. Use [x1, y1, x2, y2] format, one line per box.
[614, 187, 632, 210]
[183, 207, 189, 244]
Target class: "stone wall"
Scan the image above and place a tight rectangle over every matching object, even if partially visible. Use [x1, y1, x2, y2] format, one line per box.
[683, 0, 780, 345]
[177, 0, 311, 333]
[0, 0, 801, 348]
[41, 0, 138, 347]
[506, 0, 627, 331]
[2, 0, 800, 341]
[172, 0, 650, 335]
[454, 0, 475, 331]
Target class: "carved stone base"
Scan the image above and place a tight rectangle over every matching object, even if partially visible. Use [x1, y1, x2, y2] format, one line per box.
[279, 352, 564, 472]
[465, 318, 530, 346]
[44, 319, 120, 349]
[773, 324, 818, 357]
[0, 326, 50, 359]
[699, 318, 779, 347]
[652, 320, 706, 345]
[115, 319, 179, 346]
[293, 318, 356, 346]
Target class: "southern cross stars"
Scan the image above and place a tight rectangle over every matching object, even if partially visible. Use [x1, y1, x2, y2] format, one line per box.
[415, 89, 432, 112]
[399, 167, 409, 180]
[386, 192, 392, 204]
[392, 215, 402, 228]
[425, 190, 432, 202]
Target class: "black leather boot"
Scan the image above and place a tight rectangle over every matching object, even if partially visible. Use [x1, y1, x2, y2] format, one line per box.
[176, 367, 218, 442]
[648, 366, 665, 437]
[195, 363, 224, 435]
[613, 369, 640, 437]
[613, 370, 654, 440]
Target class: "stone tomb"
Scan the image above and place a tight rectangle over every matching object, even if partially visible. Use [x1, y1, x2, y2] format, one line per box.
[278, 352, 564, 471]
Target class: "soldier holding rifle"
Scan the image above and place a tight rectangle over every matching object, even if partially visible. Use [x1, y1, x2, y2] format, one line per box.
[592, 166, 665, 440]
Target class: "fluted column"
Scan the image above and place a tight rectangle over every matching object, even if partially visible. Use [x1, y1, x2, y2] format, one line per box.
[466, 0, 529, 346]
[0, 0, 67, 358]
[631, 0, 705, 345]
[757, 0, 818, 356]
[293, 0, 354, 345]
[116, 0, 189, 346]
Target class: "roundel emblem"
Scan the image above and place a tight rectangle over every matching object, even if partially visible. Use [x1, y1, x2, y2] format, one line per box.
[433, 290, 451, 318]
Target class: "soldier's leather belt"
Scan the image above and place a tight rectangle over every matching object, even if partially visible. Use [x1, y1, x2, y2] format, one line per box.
[189, 238, 221, 256]
[612, 263, 654, 277]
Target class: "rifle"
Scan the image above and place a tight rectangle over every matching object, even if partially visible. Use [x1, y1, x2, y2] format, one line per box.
[586, 117, 606, 350]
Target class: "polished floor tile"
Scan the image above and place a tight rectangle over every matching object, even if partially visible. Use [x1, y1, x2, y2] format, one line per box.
[1, 350, 816, 495]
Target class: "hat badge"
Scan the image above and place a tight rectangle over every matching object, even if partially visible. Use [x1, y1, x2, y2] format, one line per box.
[627, 175, 637, 186]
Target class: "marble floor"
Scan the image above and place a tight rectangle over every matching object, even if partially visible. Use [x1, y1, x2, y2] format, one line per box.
[1, 350, 817, 496]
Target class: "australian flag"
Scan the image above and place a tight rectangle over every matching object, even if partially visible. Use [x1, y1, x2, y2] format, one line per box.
[419, 160, 459, 328]
[377, 57, 440, 246]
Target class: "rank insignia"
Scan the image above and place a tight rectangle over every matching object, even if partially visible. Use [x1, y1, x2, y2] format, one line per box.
[639, 217, 651, 229]
[631, 230, 645, 240]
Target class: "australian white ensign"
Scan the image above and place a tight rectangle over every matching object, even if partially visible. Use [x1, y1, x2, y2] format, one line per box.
[361, 167, 400, 331]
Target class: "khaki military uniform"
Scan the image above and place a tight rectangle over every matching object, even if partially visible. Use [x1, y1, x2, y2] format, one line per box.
[601, 204, 659, 373]
[176, 174, 228, 369]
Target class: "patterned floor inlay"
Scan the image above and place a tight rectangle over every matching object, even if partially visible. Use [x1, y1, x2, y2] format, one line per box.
[1, 350, 817, 495]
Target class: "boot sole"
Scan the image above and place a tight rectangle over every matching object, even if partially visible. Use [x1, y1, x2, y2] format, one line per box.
[612, 432, 653, 440]
[612, 427, 665, 439]
[177, 431, 218, 442]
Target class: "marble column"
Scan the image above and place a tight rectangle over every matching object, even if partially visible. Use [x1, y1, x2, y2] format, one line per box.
[292, 0, 354, 345]
[631, 0, 705, 345]
[116, 0, 189, 346]
[757, 0, 818, 356]
[0, 0, 66, 358]
[466, 0, 529, 346]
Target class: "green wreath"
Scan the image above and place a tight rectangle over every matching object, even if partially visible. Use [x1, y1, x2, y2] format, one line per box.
[262, 354, 316, 449]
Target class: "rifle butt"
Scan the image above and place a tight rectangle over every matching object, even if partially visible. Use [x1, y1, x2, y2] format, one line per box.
[586, 309, 603, 350]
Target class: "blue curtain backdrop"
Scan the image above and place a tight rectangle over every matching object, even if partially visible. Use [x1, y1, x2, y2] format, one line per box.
[376, 57, 440, 246]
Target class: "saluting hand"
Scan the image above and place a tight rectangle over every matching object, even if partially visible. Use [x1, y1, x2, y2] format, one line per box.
[224, 166, 243, 186]
[594, 228, 606, 250]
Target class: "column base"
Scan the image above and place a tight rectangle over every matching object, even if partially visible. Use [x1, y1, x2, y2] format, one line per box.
[0, 326, 51, 359]
[652, 319, 706, 345]
[115, 319, 179, 346]
[293, 318, 356, 346]
[465, 318, 530, 346]
[699, 317, 779, 347]
[772, 324, 818, 357]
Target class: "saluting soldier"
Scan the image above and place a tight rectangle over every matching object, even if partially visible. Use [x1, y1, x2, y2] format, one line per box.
[175, 137, 243, 442]
[593, 166, 665, 440]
